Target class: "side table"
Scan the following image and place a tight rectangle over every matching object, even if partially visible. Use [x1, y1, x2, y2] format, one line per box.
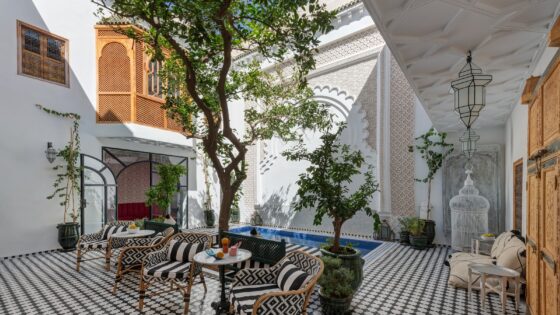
[468, 263, 521, 314]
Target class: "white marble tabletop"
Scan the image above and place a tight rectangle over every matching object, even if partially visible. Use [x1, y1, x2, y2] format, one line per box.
[110, 229, 155, 238]
[193, 248, 252, 266]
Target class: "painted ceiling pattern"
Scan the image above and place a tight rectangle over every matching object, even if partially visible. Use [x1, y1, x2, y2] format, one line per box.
[365, 0, 560, 131]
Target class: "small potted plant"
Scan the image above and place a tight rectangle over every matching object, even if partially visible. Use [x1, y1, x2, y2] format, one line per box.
[408, 217, 428, 250]
[319, 256, 355, 315]
[398, 217, 413, 245]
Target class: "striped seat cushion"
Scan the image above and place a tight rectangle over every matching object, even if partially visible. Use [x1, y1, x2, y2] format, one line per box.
[167, 240, 203, 262]
[143, 261, 191, 279]
[276, 262, 311, 291]
[230, 283, 281, 314]
[101, 225, 127, 240]
[79, 241, 107, 249]
[233, 259, 271, 269]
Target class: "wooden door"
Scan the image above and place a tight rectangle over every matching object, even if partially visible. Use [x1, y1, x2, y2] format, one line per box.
[526, 172, 540, 315]
[513, 159, 523, 231]
[543, 65, 560, 146]
[540, 158, 558, 315]
[529, 90, 543, 156]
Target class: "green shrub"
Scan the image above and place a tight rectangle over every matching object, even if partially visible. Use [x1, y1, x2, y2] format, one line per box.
[319, 256, 354, 298]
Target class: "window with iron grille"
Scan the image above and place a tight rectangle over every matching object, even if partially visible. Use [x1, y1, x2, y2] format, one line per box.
[147, 59, 180, 98]
[17, 21, 68, 86]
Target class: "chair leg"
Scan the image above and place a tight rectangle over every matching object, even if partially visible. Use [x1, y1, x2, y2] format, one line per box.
[199, 272, 207, 292]
[138, 276, 146, 311]
[105, 249, 111, 271]
[76, 250, 81, 272]
[183, 285, 191, 315]
[113, 271, 121, 294]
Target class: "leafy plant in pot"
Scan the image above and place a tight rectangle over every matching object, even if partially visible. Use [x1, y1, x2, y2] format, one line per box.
[408, 127, 453, 245]
[398, 217, 414, 245]
[319, 256, 355, 315]
[38, 105, 81, 251]
[285, 124, 380, 291]
[408, 217, 428, 250]
[145, 164, 185, 222]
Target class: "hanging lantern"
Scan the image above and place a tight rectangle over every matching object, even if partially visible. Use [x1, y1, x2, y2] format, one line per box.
[45, 142, 57, 163]
[451, 51, 492, 128]
[375, 220, 394, 241]
[459, 129, 479, 160]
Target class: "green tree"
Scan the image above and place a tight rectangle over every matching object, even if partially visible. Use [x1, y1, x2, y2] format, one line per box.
[408, 127, 454, 219]
[94, 0, 336, 231]
[146, 164, 186, 214]
[284, 125, 380, 253]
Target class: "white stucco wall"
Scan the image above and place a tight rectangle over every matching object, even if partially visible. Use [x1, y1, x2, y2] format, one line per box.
[504, 103, 528, 235]
[0, 0, 213, 257]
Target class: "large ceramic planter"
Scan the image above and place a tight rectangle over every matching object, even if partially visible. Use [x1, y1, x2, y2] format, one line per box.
[204, 210, 215, 227]
[320, 248, 364, 291]
[399, 231, 410, 245]
[409, 234, 429, 250]
[422, 219, 436, 246]
[57, 222, 80, 251]
[319, 291, 353, 315]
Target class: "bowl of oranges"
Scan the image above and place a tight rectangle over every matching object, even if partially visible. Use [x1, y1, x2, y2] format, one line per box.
[128, 223, 139, 234]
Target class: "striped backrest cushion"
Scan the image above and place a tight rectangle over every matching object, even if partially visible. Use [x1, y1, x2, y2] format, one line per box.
[276, 262, 311, 291]
[102, 225, 127, 240]
[167, 240, 202, 262]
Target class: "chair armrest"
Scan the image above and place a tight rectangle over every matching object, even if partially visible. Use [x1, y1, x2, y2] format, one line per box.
[253, 291, 306, 315]
[143, 249, 168, 269]
[232, 267, 278, 287]
[117, 240, 162, 267]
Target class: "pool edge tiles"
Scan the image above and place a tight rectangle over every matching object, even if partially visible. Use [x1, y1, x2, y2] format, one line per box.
[228, 226, 383, 257]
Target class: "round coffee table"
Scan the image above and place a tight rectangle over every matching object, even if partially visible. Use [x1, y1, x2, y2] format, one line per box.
[193, 248, 252, 314]
[106, 230, 156, 271]
[468, 263, 521, 313]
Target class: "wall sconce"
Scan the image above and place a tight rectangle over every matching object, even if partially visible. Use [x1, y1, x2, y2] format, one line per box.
[45, 142, 57, 163]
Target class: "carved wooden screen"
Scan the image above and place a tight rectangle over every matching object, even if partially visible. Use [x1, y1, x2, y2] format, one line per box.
[526, 172, 540, 315]
[543, 66, 560, 146]
[528, 90, 543, 156]
[512, 159, 523, 231]
[97, 42, 131, 122]
[17, 21, 68, 86]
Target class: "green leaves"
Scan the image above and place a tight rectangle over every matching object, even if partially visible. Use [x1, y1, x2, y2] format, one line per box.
[410, 127, 454, 182]
[319, 256, 354, 298]
[145, 164, 186, 211]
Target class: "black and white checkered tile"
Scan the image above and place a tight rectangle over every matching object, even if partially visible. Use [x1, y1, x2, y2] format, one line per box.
[0, 243, 524, 314]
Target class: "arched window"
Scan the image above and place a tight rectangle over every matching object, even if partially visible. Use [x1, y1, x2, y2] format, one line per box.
[147, 59, 163, 97]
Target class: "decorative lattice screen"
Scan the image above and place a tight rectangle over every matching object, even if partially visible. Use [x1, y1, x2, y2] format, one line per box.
[98, 42, 130, 92]
[98, 95, 131, 122]
[136, 96, 165, 128]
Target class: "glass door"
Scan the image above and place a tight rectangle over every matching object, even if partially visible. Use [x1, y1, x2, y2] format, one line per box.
[80, 154, 117, 234]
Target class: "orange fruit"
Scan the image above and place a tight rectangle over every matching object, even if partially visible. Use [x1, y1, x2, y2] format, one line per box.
[216, 251, 224, 259]
[221, 237, 230, 246]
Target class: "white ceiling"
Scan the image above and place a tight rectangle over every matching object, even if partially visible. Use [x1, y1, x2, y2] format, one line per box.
[363, 0, 560, 131]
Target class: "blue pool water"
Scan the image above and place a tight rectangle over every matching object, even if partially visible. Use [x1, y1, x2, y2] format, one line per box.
[228, 226, 382, 257]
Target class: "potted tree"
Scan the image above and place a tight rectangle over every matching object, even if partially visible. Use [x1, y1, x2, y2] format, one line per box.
[285, 125, 380, 291]
[408, 217, 428, 250]
[408, 127, 453, 245]
[318, 256, 355, 315]
[39, 105, 82, 251]
[145, 164, 185, 233]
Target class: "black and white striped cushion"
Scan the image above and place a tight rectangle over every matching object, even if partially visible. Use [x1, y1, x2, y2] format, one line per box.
[143, 261, 191, 279]
[230, 283, 281, 314]
[101, 225, 126, 240]
[167, 240, 202, 262]
[276, 262, 311, 291]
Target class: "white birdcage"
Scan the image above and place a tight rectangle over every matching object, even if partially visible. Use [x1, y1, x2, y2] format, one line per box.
[449, 169, 489, 251]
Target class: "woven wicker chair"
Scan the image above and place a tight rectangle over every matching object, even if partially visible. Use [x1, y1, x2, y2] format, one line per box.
[229, 250, 324, 315]
[75, 221, 135, 272]
[112, 227, 175, 294]
[139, 232, 212, 315]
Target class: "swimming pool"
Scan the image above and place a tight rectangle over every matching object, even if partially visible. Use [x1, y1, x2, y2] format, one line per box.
[228, 226, 382, 257]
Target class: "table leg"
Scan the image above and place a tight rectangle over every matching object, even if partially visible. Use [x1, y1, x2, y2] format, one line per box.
[480, 274, 486, 311]
[514, 276, 520, 311]
[211, 265, 229, 314]
[500, 277, 507, 314]
[468, 268, 472, 301]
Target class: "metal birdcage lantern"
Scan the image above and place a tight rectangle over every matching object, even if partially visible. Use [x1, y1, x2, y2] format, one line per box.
[459, 128, 480, 160]
[451, 51, 492, 129]
[376, 220, 394, 241]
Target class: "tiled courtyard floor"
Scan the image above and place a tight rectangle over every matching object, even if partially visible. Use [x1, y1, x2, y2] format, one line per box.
[0, 243, 524, 314]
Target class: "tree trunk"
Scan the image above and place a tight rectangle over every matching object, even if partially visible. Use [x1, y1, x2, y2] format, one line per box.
[332, 217, 343, 253]
[218, 184, 234, 232]
[427, 178, 432, 220]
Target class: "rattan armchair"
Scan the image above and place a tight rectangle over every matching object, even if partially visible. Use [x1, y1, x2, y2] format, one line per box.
[138, 232, 212, 315]
[75, 221, 134, 272]
[229, 250, 324, 315]
[112, 227, 175, 294]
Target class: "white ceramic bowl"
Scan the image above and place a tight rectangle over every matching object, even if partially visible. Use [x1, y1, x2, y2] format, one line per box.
[480, 235, 495, 241]
[128, 228, 139, 234]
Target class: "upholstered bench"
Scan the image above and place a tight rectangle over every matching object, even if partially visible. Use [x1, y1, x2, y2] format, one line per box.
[447, 231, 526, 290]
